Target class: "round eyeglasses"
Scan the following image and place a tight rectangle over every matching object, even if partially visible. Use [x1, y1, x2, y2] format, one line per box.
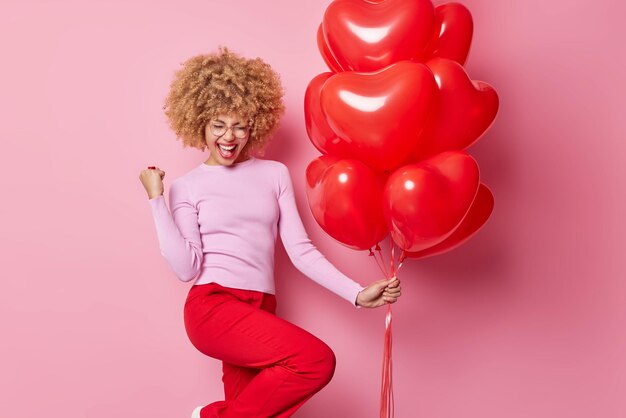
[209, 122, 250, 139]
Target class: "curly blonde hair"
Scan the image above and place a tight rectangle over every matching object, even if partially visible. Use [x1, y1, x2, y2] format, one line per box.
[163, 46, 286, 158]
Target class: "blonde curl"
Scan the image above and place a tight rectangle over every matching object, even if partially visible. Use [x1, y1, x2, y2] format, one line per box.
[163, 46, 286, 158]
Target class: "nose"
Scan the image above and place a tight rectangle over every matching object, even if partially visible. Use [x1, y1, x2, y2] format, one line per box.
[222, 128, 235, 140]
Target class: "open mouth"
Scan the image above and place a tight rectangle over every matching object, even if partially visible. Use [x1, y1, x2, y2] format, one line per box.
[217, 143, 237, 158]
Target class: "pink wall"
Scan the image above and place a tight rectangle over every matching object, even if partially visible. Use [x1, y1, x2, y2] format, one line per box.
[1, 0, 624, 417]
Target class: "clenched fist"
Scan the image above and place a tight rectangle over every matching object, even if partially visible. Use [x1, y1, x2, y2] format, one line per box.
[356, 276, 401, 308]
[139, 166, 165, 199]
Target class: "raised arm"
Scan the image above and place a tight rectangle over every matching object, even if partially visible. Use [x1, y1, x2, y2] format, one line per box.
[277, 164, 365, 308]
[148, 179, 203, 282]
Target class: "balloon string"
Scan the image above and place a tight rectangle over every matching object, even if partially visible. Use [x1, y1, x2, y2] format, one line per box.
[377, 247, 389, 277]
[380, 236, 395, 418]
[370, 245, 387, 277]
[380, 304, 394, 418]
[390, 237, 395, 277]
[397, 248, 406, 272]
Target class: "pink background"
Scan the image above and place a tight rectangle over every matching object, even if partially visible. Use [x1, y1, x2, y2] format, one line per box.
[1, 0, 624, 417]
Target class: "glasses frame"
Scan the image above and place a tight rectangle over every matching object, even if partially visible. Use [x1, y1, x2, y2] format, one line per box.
[209, 120, 251, 140]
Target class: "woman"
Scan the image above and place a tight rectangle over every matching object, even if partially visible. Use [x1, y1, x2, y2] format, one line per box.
[139, 47, 401, 418]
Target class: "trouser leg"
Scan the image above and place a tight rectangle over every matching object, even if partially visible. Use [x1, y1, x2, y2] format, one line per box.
[184, 283, 336, 418]
[221, 361, 260, 401]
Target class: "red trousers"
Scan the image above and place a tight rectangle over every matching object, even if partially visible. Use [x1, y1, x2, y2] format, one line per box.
[184, 282, 336, 418]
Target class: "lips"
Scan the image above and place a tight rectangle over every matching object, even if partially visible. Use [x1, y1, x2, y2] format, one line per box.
[217, 143, 237, 158]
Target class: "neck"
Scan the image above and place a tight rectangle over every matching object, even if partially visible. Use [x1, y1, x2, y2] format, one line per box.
[204, 155, 252, 166]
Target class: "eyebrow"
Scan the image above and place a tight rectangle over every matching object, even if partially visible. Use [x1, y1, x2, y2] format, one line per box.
[214, 119, 245, 126]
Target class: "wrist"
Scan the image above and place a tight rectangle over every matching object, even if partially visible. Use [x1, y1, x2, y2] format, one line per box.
[355, 289, 363, 307]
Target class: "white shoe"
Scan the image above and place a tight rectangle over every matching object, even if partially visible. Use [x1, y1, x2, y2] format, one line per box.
[191, 406, 202, 418]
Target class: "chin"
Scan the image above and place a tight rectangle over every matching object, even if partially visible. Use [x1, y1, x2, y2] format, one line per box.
[213, 150, 239, 164]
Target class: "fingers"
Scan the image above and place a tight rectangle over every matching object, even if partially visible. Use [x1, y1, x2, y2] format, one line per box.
[384, 284, 401, 293]
[365, 276, 401, 305]
[383, 289, 401, 298]
[143, 166, 165, 178]
[383, 277, 401, 302]
[385, 278, 400, 291]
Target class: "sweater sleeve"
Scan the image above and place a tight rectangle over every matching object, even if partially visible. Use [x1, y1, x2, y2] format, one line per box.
[147, 179, 203, 282]
[277, 164, 365, 309]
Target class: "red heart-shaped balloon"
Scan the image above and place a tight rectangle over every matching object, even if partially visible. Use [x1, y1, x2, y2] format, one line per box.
[421, 2, 474, 66]
[382, 150, 480, 252]
[306, 155, 389, 250]
[404, 57, 499, 163]
[305, 72, 343, 155]
[317, 24, 343, 72]
[402, 182, 494, 259]
[320, 60, 438, 172]
[323, 0, 435, 71]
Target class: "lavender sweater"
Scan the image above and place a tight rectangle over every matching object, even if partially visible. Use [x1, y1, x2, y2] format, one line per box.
[148, 157, 364, 308]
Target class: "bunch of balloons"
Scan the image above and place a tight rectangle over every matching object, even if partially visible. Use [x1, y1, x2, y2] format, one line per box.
[304, 0, 498, 265]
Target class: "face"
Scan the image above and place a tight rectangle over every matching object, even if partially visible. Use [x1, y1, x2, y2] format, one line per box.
[204, 113, 251, 166]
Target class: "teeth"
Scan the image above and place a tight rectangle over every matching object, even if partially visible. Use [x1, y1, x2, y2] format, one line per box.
[219, 144, 236, 151]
